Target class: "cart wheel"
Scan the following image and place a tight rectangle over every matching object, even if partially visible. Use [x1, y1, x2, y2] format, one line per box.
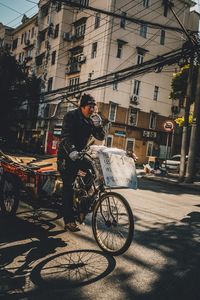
[0, 174, 20, 216]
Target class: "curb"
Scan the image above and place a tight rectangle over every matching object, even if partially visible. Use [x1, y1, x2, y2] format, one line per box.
[141, 175, 200, 192]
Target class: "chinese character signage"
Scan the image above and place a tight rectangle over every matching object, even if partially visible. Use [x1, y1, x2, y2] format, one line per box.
[99, 151, 137, 189]
[143, 130, 157, 138]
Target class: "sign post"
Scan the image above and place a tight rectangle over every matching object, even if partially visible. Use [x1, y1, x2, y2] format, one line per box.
[163, 121, 174, 167]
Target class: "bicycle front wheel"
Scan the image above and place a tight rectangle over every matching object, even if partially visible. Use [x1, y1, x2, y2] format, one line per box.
[92, 192, 134, 256]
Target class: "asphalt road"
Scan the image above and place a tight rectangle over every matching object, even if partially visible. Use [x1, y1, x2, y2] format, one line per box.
[0, 179, 199, 300]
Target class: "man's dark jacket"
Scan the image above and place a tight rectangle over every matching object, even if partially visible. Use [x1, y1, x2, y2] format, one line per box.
[57, 108, 105, 159]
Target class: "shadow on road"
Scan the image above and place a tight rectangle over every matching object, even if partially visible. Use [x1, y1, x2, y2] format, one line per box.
[0, 198, 200, 299]
[0, 210, 116, 299]
[0, 214, 66, 298]
[138, 178, 200, 196]
[30, 249, 116, 288]
[112, 210, 200, 300]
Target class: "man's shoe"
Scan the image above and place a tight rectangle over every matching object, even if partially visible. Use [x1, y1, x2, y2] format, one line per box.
[64, 222, 80, 232]
[78, 212, 86, 224]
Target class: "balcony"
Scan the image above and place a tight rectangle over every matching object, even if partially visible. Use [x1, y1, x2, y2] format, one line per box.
[66, 63, 81, 74]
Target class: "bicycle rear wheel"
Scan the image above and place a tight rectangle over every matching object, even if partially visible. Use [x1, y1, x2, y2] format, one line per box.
[92, 192, 134, 256]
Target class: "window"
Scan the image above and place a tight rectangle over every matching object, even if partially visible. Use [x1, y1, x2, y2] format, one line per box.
[137, 53, 144, 64]
[94, 13, 100, 29]
[80, 0, 89, 7]
[87, 72, 92, 86]
[149, 112, 157, 129]
[120, 12, 127, 28]
[31, 27, 34, 38]
[69, 77, 80, 92]
[163, 2, 168, 17]
[113, 74, 118, 90]
[27, 48, 33, 58]
[75, 23, 86, 37]
[91, 42, 97, 58]
[109, 103, 117, 122]
[24, 32, 27, 44]
[126, 139, 135, 152]
[153, 86, 159, 101]
[54, 24, 59, 38]
[143, 0, 149, 8]
[21, 33, 24, 44]
[116, 39, 127, 58]
[106, 135, 113, 147]
[35, 52, 45, 66]
[47, 77, 53, 91]
[128, 108, 138, 126]
[51, 51, 56, 65]
[56, 1, 62, 11]
[160, 30, 165, 45]
[27, 30, 31, 41]
[41, 4, 49, 17]
[136, 47, 147, 64]
[140, 24, 147, 38]
[12, 38, 18, 50]
[39, 30, 46, 42]
[19, 53, 22, 63]
[146, 141, 154, 156]
[117, 41, 123, 58]
[133, 80, 140, 96]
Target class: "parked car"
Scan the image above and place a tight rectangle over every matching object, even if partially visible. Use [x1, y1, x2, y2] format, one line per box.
[161, 154, 188, 172]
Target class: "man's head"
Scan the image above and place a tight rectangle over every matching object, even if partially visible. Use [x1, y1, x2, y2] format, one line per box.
[80, 94, 96, 118]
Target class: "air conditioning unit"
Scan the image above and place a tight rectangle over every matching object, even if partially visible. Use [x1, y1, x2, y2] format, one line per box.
[78, 54, 86, 63]
[130, 95, 139, 105]
[63, 32, 75, 42]
[65, 66, 71, 74]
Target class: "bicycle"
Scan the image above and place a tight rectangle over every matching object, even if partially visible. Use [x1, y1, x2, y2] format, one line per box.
[71, 148, 135, 256]
[0, 147, 135, 256]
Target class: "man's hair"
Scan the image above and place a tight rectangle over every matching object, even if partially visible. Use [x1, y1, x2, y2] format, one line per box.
[80, 94, 96, 107]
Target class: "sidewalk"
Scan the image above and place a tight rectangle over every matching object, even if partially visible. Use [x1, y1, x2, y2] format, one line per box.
[140, 171, 200, 192]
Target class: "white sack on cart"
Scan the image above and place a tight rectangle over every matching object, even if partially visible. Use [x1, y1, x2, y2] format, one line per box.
[97, 147, 137, 189]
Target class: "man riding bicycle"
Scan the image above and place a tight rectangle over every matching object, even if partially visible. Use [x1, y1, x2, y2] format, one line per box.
[57, 94, 105, 232]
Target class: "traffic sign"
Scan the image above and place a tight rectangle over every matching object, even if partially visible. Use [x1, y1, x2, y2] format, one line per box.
[163, 121, 174, 132]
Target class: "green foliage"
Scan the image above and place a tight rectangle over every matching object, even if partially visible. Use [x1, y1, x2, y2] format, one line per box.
[170, 64, 198, 104]
[175, 113, 193, 127]
[0, 48, 41, 141]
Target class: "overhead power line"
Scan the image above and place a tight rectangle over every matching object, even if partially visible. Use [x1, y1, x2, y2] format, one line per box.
[57, 0, 196, 33]
[41, 42, 196, 103]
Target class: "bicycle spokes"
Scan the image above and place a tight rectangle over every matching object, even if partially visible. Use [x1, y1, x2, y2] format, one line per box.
[92, 192, 134, 255]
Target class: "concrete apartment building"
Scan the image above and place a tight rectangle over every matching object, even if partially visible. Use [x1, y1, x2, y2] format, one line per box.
[11, 14, 38, 75]
[0, 23, 13, 50]
[2, 0, 199, 161]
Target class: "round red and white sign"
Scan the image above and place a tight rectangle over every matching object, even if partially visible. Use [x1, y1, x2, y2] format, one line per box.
[163, 121, 174, 132]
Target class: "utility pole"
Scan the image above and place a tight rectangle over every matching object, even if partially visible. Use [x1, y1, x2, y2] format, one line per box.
[179, 56, 194, 181]
[166, 0, 198, 181]
[185, 65, 200, 182]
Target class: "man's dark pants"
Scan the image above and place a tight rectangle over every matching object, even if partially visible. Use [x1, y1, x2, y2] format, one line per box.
[58, 157, 93, 224]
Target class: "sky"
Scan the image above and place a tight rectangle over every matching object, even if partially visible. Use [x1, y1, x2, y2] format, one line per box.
[0, 0, 39, 28]
[0, 0, 199, 29]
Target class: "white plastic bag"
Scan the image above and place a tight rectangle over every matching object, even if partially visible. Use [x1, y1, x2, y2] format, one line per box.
[99, 150, 137, 189]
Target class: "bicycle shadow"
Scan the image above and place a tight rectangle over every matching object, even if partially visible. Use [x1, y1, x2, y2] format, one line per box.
[30, 249, 116, 288]
[0, 215, 67, 298]
[0, 209, 117, 299]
